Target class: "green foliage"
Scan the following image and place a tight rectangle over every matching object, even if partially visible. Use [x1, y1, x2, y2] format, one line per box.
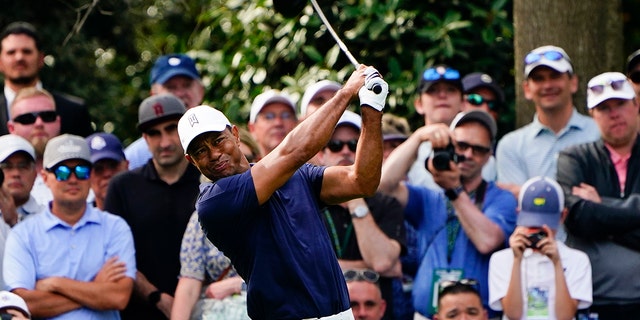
[0, 0, 521, 142]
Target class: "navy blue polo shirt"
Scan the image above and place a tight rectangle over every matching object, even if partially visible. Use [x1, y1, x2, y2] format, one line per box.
[197, 164, 349, 320]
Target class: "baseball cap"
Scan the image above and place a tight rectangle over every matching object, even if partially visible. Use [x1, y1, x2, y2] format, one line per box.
[626, 49, 640, 74]
[587, 72, 636, 109]
[517, 176, 564, 230]
[178, 105, 232, 153]
[150, 54, 200, 85]
[249, 89, 296, 124]
[336, 110, 361, 131]
[462, 72, 505, 103]
[382, 113, 411, 142]
[86, 133, 125, 163]
[450, 110, 497, 141]
[43, 134, 91, 170]
[0, 291, 30, 317]
[0, 134, 35, 162]
[137, 94, 187, 132]
[299, 80, 341, 117]
[419, 65, 463, 93]
[524, 45, 573, 78]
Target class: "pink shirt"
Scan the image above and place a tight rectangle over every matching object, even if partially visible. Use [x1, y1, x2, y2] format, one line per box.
[605, 144, 630, 194]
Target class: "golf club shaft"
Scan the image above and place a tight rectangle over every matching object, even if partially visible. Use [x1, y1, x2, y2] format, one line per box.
[309, 0, 360, 68]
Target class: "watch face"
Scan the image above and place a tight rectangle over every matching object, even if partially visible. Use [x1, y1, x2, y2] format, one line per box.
[353, 205, 368, 218]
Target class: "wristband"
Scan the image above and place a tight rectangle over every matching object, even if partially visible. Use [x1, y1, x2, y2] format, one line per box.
[445, 185, 465, 201]
[148, 290, 162, 306]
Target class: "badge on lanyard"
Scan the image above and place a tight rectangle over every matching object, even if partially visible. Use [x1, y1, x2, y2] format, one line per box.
[527, 286, 550, 319]
[429, 268, 464, 315]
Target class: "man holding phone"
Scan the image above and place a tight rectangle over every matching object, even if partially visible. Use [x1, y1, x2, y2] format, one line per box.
[488, 176, 592, 320]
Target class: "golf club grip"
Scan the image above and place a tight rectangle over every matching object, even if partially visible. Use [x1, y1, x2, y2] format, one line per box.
[372, 84, 382, 94]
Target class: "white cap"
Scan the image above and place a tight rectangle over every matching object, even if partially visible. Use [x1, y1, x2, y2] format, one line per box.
[336, 110, 362, 131]
[0, 134, 35, 162]
[178, 105, 231, 153]
[249, 90, 296, 124]
[587, 72, 636, 109]
[0, 291, 30, 317]
[524, 45, 573, 78]
[299, 80, 341, 117]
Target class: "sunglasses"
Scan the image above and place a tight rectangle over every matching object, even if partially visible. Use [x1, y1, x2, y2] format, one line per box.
[12, 111, 57, 125]
[439, 278, 478, 293]
[466, 94, 497, 110]
[588, 79, 626, 95]
[48, 164, 91, 181]
[524, 50, 566, 65]
[326, 139, 357, 153]
[455, 141, 491, 156]
[343, 269, 380, 283]
[423, 67, 461, 82]
[629, 71, 640, 84]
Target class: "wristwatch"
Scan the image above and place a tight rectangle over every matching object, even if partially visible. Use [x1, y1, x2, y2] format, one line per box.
[445, 185, 465, 201]
[350, 205, 369, 219]
[148, 290, 162, 306]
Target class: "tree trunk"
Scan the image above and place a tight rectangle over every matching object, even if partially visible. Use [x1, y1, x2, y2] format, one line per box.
[513, 0, 624, 128]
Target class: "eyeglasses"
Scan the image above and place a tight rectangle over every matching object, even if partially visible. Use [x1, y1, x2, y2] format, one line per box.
[259, 111, 295, 121]
[343, 269, 380, 283]
[466, 94, 497, 110]
[0, 161, 34, 172]
[629, 71, 640, 84]
[326, 139, 358, 153]
[423, 67, 461, 82]
[455, 141, 491, 156]
[12, 111, 57, 125]
[524, 50, 566, 65]
[47, 164, 91, 181]
[588, 79, 627, 95]
[439, 278, 478, 293]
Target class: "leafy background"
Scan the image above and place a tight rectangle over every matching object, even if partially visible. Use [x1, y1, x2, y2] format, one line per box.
[1, 0, 637, 145]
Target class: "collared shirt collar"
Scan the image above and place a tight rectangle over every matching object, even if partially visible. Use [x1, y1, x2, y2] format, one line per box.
[529, 107, 590, 139]
[5, 81, 43, 119]
[41, 204, 101, 231]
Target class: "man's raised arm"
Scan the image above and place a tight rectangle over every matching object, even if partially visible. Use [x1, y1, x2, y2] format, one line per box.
[252, 66, 388, 204]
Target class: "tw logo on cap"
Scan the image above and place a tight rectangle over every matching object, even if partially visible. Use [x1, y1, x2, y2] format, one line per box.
[188, 113, 199, 127]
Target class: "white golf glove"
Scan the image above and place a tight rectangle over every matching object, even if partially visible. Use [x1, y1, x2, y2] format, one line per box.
[359, 67, 388, 112]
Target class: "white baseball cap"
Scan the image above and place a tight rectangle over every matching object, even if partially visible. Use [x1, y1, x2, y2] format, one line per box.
[336, 110, 362, 131]
[524, 45, 573, 78]
[299, 80, 341, 117]
[587, 72, 636, 109]
[178, 105, 231, 153]
[0, 134, 35, 163]
[249, 89, 296, 124]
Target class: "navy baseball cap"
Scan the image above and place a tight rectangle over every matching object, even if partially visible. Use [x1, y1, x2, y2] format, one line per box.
[517, 176, 564, 230]
[462, 72, 505, 103]
[419, 65, 463, 93]
[150, 54, 200, 85]
[86, 132, 126, 163]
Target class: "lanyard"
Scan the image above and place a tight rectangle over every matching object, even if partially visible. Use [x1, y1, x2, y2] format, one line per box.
[445, 180, 487, 263]
[322, 207, 353, 259]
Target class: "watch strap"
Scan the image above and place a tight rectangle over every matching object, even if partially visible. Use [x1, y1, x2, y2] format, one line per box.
[445, 185, 465, 201]
[148, 290, 162, 306]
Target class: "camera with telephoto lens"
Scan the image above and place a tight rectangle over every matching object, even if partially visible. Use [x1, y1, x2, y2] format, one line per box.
[526, 230, 547, 248]
[427, 141, 465, 171]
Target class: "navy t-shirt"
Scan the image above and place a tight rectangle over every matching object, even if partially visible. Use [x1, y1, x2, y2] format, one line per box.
[197, 164, 350, 319]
